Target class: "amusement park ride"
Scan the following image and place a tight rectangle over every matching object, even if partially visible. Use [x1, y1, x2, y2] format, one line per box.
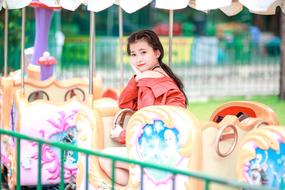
[0, 0, 285, 190]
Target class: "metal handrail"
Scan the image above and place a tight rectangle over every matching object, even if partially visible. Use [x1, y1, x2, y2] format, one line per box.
[0, 128, 278, 190]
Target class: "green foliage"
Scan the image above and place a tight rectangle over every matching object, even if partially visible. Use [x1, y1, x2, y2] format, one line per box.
[0, 9, 22, 46]
[0, 9, 22, 72]
[0, 8, 35, 73]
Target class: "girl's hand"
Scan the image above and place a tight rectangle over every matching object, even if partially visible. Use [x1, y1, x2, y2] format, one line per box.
[110, 125, 126, 144]
[130, 63, 142, 81]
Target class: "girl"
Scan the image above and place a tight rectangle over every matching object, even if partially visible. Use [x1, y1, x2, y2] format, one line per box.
[118, 29, 188, 110]
[99, 29, 188, 186]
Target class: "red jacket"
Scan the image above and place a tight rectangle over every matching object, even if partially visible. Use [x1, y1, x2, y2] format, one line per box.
[118, 76, 186, 110]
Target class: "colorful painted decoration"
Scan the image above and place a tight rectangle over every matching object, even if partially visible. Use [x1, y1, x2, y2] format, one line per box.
[237, 126, 285, 189]
[127, 105, 201, 190]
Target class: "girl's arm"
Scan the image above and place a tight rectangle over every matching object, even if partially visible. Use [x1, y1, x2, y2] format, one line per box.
[164, 90, 187, 108]
[139, 87, 156, 108]
[118, 76, 138, 110]
[138, 80, 186, 109]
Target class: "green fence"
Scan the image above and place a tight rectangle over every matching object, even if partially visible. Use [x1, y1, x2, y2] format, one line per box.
[0, 36, 281, 98]
[59, 36, 280, 68]
[0, 35, 280, 73]
[0, 128, 278, 190]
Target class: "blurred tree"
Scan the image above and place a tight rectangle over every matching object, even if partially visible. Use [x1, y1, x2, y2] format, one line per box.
[0, 8, 34, 73]
[280, 11, 285, 100]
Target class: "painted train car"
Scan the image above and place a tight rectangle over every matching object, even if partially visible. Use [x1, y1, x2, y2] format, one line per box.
[0, 1, 284, 190]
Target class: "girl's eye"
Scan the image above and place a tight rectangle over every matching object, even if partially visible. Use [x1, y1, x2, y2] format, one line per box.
[131, 53, 136, 57]
[141, 51, 147, 54]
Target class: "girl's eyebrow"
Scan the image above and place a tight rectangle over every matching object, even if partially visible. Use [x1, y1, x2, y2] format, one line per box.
[130, 48, 146, 53]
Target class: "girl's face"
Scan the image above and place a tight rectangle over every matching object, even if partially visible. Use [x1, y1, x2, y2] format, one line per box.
[129, 40, 161, 72]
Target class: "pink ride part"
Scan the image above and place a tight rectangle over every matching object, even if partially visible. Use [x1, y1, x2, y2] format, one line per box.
[38, 52, 57, 80]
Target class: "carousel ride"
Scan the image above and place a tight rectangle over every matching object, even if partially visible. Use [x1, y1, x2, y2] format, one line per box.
[0, 0, 284, 190]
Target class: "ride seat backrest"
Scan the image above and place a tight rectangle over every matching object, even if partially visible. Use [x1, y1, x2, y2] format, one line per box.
[202, 101, 279, 190]
[210, 101, 279, 126]
[19, 78, 89, 104]
[13, 77, 104, 104]
[202, 115, 247, 190]
[0, 77, 16, 130]
[101, 88, 119, 100]
[75, 98, 124, 190]
[236, 126, 285, 189]
[126, 106, 202, 190]
[93, 98, 123, 148]
[11, 91, 96, 187]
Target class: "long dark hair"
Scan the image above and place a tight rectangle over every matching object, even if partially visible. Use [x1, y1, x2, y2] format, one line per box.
[127, 29, 188, 105]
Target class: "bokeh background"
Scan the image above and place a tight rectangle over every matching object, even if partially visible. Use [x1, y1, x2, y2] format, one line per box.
[0, 3, 284, 123]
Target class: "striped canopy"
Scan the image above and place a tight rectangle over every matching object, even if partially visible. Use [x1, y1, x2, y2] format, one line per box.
[1, 0, 31, 9]
[0, 0, 84, 10]
[87, 0, 285, 15]
[1, 0, 283, 15]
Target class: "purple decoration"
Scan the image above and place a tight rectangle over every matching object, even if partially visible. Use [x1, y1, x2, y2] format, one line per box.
[31, 7, 54, 80]
[40, 64, 54, 80]
[38, 51, 57, 80]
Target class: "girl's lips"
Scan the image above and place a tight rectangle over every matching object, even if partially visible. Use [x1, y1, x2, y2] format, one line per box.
[137, 64, 145, 67]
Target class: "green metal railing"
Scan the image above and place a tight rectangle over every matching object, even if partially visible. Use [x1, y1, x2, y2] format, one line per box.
[0, 128, 278, 190]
